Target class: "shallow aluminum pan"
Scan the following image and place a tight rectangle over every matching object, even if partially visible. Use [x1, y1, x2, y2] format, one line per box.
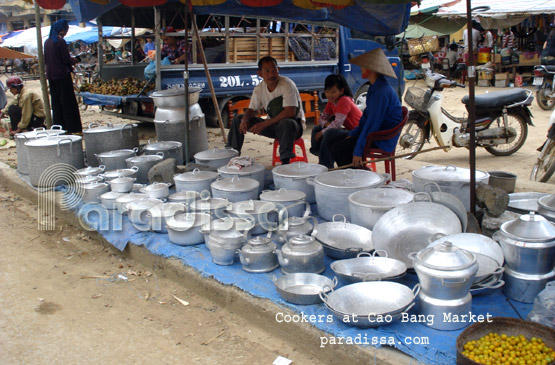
[315, 214, 373, 259]
[507, 192, 550, 214]
[538, 194, 555, 222]
[273, 273, 336, 305]
[330, 252, 407, 283]
[149, 87, 201, 108]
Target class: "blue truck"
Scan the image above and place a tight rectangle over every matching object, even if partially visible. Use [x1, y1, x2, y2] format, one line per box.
[95, 14, 404, 126]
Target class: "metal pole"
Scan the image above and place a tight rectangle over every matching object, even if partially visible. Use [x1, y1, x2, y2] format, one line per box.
[466, 0, 477, 216]
[34, 1, 52, 127]
[184, 1, 190, 163]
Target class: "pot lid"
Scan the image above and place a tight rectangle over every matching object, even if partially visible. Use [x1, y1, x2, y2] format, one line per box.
[228, 200, 276, 215]
[103, 168, 137, 178]
[128, 198, 163, 210]
[142, 182, 169, 192]
[174, 169, 218, 182]
[150, 87, 201, 98]
[75, 166, 104, 176]
[416, 241, 477, 271]
[211, 177, 259, 192]
[15, 128, 65, 139]
[25, 135, 81, 146]
[169, 191, 200, 201]
[76, 175, 103, 184]
[500, 212, 555, 241]
[204, 217, 254, 232]
[259, 188, 306, 202]
[144, 141, 182, 151]
[348, 188, 414, 208]
[84, 123, 136, 134]
[218, 162, 265, 175]
[190, 198, 230, 211]
[100, 191, 126, 200]
[413, 165, 489, 182]
[288, 216, 309, 228]
[166, 212, 210, 230]
[126, 155, 163, 163]
[97, 149, 136, 158]
[538, 194, 555, 211]
[111, 176, 134, 184]
[243, 237, 275, 252]
[272, 162, 327, 178]
[194, 148, 239, 161]
[148, 202, 186, 218]
[83, 182, 109, 190]
[288, 234, 315, 246]
[314, 169, 384, 189]
[116, 193, 147, 203]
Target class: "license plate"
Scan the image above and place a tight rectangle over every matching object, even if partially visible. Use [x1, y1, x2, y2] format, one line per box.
[533, 77, 544, 86]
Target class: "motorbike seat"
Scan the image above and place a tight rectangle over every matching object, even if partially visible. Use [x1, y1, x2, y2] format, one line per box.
[461, 89, 528, 109]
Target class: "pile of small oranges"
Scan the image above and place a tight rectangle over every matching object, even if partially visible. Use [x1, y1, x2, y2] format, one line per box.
[461, 332, 555, 365]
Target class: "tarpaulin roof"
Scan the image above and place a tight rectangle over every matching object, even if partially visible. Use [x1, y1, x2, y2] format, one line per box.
[0, 46, 35, 59]
[437, 0, 555, 17]
[66, 0, 411, 36]
[410, 0, 458, 16]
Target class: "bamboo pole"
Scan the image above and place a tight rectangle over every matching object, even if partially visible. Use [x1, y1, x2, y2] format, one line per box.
[34, 1, 51, 127]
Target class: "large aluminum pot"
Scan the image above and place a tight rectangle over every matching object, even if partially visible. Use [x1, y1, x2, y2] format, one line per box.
[125, 153, 164, 184]
[493, 212, 555, 275]
[127, 198, 164, 230]
[418, 292, 472, 331]
[210, 176, 259, 203]
[259, 188, 309, 218]
[348, 187, 415, 230]
[272, 162, 328, 204]
[25, 135, 85, 187]
[503, 267, 555, 303]
[173, 168, 218, 194]
[194, 147, 239, 169]
[538, 194, 555, 222]
[411, 241, 478, 300]
[83, 123, 139, 167]
[218, 161, 266, 193]
[15, 125, 65, 175]
[96, 148, 138, 171]
[166, 212, 211, 246]
[143, 140, 183, 166]
[149, 87, 201, 108]
[276, 235, 325, 274]
[308, 169, 386, 221]
[412, 165, 489, 212]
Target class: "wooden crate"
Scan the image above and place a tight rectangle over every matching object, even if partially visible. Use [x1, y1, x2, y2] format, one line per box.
[228, 37, 295, 63]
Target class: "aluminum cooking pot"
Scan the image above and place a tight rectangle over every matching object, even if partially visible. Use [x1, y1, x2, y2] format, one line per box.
[100, 191, 126, 210]
[348, 187, 414, 230]
[259, 188, 309, 218]
[173, 168, 218, 194]
[218, 161, 266, 193]
[74, 165, 105, 178]
[110, 176, 135, 193]
[143, 140, 183, 166]
[330, 251, 407, 283]
[190, 197, 231, 219]
[274, 274, 336, 305]
[149, 87, 201, 108]
[146, 202, 187, 233]
[125, 152, 165, 184]
[84, 123, 139, 167]
[75, 175, 103, 187]
[166, 212, 211, 246]
[194, 147, 239, 169]
[272, 162, 328, 204]
[538, 194, 555, 222]
[226, 200, 280, 235]
[96, 148, 138, 171]
[127, 198, 164, 230]
[210, 176, 259, 203]
[15, 125, 65, 175]
[140, 182, 171, 199]
[168, 191, 200, 205]
[275, 216, 318, 245]
[82, 181, 110, 204]
[493, 212, 555, 275]
[308, 169, 386, 221]
[412, 165, 489, 212]
[237, 237, 278, 273]
[426, 232, 505, 267]
[100, 166, 139, 182]
[115, 192, 147, 215]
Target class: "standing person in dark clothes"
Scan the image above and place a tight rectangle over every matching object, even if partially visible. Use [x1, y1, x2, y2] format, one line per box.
[44, 19, 82, 134]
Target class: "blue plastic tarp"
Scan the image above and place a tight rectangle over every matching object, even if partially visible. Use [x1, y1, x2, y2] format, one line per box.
[68, 0, 411, 37]
[65, 26, 118, 44]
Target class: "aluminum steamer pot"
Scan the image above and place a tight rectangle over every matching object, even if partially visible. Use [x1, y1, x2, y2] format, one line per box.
[218, 161, 266, 193]
[348, 187, 414, 230]
[210, 176, 259, 203]
[96, 148, 138, 171]
[308, 169, 386, 221]
[272, 162, 328, 204]
[83, 123, 139, 167]
[14, 125, 65, 175]
[125, 153, 164, 184]
[173, 168, 218, 194]
[412, 165, 489, 212]
[205, 219, 252, 266]
[25, 135, 85, 187]
[194, 148, 239, 169]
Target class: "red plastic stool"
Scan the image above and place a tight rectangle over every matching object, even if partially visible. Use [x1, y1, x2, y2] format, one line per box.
[272, 138, 309, 166]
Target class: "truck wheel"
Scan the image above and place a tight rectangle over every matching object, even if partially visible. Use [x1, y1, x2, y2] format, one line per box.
[354, 85, 369, 111]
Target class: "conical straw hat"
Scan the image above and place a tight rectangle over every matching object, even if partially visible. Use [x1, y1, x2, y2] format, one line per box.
[349, 48, 397, 79]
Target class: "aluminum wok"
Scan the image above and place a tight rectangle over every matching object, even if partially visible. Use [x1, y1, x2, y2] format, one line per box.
[315, 214, 373, 259]
[330, 251, 407, 283]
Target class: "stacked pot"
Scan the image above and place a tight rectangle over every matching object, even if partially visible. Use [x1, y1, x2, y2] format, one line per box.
[412, 241, 478, 331]
[493, 212, 555, 303]
[14, 125, 65, 175]
[150, 87, 208, 163]
[83, 123, 139, 167]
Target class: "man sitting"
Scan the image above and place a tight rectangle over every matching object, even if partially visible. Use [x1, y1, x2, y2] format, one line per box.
[226, 56, 305, 164]
[0, 76, 45, 136]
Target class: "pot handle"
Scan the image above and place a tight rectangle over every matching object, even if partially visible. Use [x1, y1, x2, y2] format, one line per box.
[372, 250, 388, 258]
[402, 302, 416, 314]
[147, 138, 154, 144]
[444, 165, 457, 172]
[318, 286, 333, 304]
[50, 125, 63, 130]
[301, 202, 312, 218]
[132, 147, 139, 153]
[491, 266, 505, 276]
[88, 122, 100, 129]
[356, 252, 373, 258]
[411, 283, 421, 297]
[427, 232, 447, 244]
[35, 131, 49, 138]
[120, 123, 134, 136]
[56, 138, 74, 157]
[423, 182, 442, 193]
[332, 214, 347, 224]
[471, 279, 505, 291]
[156, 152, 165, 157]
[331, 276, 338, 289]
[131, 166, 140, 172]
[305, 177, 315, 186]
[407, 252, 418, 262]
[98, 165, 106, 171]
[412, 192, 432, 202]
[237, 250, 249, 266]
[441, 277, 468, 286]
[307, 216, 318, 238]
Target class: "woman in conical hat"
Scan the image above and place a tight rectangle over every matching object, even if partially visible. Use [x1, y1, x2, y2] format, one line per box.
[329, 47, 402, 168]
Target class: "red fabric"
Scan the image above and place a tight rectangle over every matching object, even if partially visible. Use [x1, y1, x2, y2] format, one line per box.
[310, 0, 352, 9]
[120, 0, 167, 6]
[323, 95, 361, 131]
[36, 0, 66, 9]
[240, 0, 282, 6]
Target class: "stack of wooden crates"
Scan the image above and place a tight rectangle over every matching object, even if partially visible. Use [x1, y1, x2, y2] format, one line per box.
[228, 37, 296, 63]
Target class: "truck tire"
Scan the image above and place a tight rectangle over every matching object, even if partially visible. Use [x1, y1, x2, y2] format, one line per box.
[354, 84, 369, 111]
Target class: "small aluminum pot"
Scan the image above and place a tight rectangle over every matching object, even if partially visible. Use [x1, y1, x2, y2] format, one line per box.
[271, 162, 328, 204]
[206, 230, 250, 266]
[144, 140, 183, 166]
[200, 216, 254, 245]
[275, 216, 318, 245]
[173, 168, 218, 194]
[74, 165, 105, 178]
[99, 191, 126, 210]
[141, 182, 171, 199]
[95, 148, 138, 171]
[110, 176, 135, 193]
[146, 202, 187, 233]
[125, 152, 165, 184]
[166, 212, 211, 246]
[190, 197, 231, 219]
[115, 193, 147, 215]
[75, 175, 103, 187]
[226, 200, 280, 235]
[168, 191, 200, 205]
[211, 176, 259, 203]
[259, 188, 310, 218]
[348, 188, 415, 230]
[127, 198, 164, 230]
[194, 147, 239, 169]
[217, 161, 266, 193]
[237, 237, 278, 273]
[82, 182, 110, 204]
[100, 166, 139, 182]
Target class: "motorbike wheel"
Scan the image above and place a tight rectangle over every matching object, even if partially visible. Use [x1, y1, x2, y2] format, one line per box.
[536, 81, 555, 111]
[485, 112, 528, 156]
[530, 139, 555, 183]
[395, 118, 426, 159]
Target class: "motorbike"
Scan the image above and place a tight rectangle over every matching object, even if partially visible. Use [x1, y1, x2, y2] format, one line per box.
[398, 72, 534, 158]
[530, 108, 555, 182]
[533, 65, 555, 111]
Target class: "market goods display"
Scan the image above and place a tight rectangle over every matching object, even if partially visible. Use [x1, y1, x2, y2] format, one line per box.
[79, 77, 155, 95]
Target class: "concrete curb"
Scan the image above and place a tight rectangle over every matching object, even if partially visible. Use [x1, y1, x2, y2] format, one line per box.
[0, 163, 412, 365]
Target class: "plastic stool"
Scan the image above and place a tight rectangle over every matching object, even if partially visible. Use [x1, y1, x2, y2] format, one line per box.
[272, 138, 308, 166]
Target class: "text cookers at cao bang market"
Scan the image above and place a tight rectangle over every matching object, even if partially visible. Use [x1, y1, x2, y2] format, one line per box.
[272, 162, 328, 204]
